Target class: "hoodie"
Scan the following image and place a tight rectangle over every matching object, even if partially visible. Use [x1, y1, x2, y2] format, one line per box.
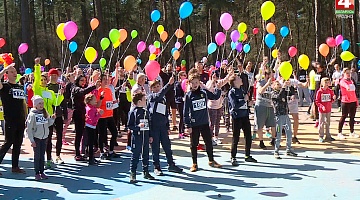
[339, 78, 358, 104]
[315, 87, 334, 113]
[128, 106, 151, 136]
[85, 104, 102, 129]
[26, 108, 55, 143]
[228, 87, 249, 119]
[206, 74, 230, 109]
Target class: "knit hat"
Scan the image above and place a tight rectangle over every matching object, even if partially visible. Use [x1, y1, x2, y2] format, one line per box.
[48, 68, 59, 76]
[32, 95, 44, 107]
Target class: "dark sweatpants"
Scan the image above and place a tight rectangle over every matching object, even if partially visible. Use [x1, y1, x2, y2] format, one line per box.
[33, 138, 47, 174]
[130, 131, 149, 173]
[47, 117, 63, 160]
[73, 109, 85, 157]
[85, 126, 96, 161]
[338, 102, 357, 133]
[0, 122, 25, 168]
[231, 117, 252, 158]
[97, 117, 118, 153]
[176, 102, 185, 134]
[190, 124, 214, 164]
[151, 126, 175, 167]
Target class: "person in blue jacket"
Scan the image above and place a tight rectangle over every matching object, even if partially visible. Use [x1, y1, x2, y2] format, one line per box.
[147, 76, 183, 176]
[183, 70, 222, 172]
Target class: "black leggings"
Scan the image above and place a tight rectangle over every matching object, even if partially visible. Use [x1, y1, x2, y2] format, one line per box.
[119, 100, 131, 128]
[176, 102, 184, 134]
[231, 117, 252, 158]
[190, 124, 214, 164]
[97, 117, 118, 153]
[85, 126, 96, 161]
[338, 102, 357, 133]
[0, 122, 24, 168]
[47, 117, 63, 160]
[73, 110, 85, 157]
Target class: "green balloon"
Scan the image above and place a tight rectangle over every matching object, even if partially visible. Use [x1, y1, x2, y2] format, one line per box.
[99, 58, 107, 68]
[181, 60, 186, 65]
[100, 38, 110, 51]
[109, 29, 120, 43]
[154, 41, 161, 48]
[16, 74, 21, 83]
[239, 33, 244, 41]
[185, 35, 192, 44]
[131, 30, 138, 39]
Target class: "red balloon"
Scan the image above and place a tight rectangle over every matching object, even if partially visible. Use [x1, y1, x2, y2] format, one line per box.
[288, 46, 298, 58]
[154, 48, 161, 55]
[252, 28, 259, 35]
[0, 38, 5, 48]
[326, 37, 336, 48]
[145, 61, 161, 81]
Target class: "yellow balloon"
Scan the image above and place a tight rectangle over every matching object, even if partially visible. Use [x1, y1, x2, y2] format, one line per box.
[113, 40, 121, 48]
[149, 54, 156, 61]
[298, 54, 310, 70]
[340, 51, 355, 62]
[272, 49, 278, 58]
[157, 25, 165, 35]
[279, 62, 293, 80]
[84, 47, 98, 64]
[237, 22, 247, 33]
[261, 1, 276, 21]
[56, 23, 66, 41]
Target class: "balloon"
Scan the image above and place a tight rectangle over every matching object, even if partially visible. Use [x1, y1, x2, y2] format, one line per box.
[18, 43, 29, 54]
[173, 50, 180, 60]
[69, 41, 78, 53]
[100, 38, 111, 51]
[137, 59, 142, 65]
[90, 18, 99, 30]
[261, 1, 276, 20]
[279, 62, 293, 80]
[239, 33, 244, 42]
[157, 25, 164, 35]
[340, 51, 355, 61]
[109, 29, 120, 43]
[266, 23, 276, 34]
[215, 61, 221, 68]
[124, 55, 136, 72]
[0, 38, 6, 48]
[230, 30, 240, 42]
[319, 43, 329, 57]
[272, 49, 278, 58]
[41, 66, 45, 72]
[25, 68, 32, 75]
[231, 42, 236, 50]
[237, 22, 247, 33]
[185, 35, 193, 43]
[171, 48, 178, 55]
[119, 29, 128, 43]
[242, 33, 248, 41]
[335, 35, 343, 46]
[253, 28, 259, 35]
[84, 47, 97, 63]
[151, 10, 161, 22]
[149, 54, 156, 61]
[265, 34, 276, 48]
[280, 26, 289, 38]
[45, 59, 51, 66]
[160, 31, 168, 42]
[236, 42, 243, 52]
[99, 58, 106, 68]
[326, 37, 336, 48]
[179, 1, 193, 19]
[207, 43, 217, 54]
[113, 40, 121, 48]
[137, 41, 146, 53]
[215, 32, 226, 46]
[181, 79, 187, 92]
[298, 54, 310, 70]
[131, 30, 138, 39]
[243, 44, 251, 53]
[56, 23, 66, 41]
[288, 46, 297, 58]
[175, 29, 184, 39]
[181, 60, 186, 65]
[341, 40, 350, 51]
[16, 74, 21, 83]
[153, 41, 161, 48]
[149, 45, 156, 54]
[145, 61, 161, 81]
[220, 13, 233, 31]
[175, 42, 181, 49]
[63, 21, 78, 41]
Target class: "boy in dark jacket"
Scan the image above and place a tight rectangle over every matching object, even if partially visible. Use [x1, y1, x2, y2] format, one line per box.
[184, 72, 222, 172]
[228, 76, 257, 166]
[127, 93, 155, 183]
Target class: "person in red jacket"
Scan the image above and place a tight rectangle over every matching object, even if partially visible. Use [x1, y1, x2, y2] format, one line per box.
[315, 77, 336, 143]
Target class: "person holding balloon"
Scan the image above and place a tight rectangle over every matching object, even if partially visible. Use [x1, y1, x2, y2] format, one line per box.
[175, 71, 187, 139]
[313, 64, 329, 128]
[62, 72, 75, 145]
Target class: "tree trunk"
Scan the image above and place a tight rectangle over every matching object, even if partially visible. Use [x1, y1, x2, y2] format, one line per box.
[30, 0, 38, 57]
[94, 0, 104, 39]
[20, 0, 31, 68]
[352, 2, 359, 56]
[314, 0, 320, 62]
[3, 0, 10, 52]
[41, 0, 50, 58]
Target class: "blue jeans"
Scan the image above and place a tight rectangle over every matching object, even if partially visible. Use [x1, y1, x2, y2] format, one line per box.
[130, 131, 149, 173]
[150, 126, 175, 167]
[274, 115, 292, 153]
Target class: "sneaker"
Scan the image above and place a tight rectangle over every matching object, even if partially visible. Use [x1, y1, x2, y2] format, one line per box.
[172, 126, 178, 131]
[292, 137, 301, 144]
[99, 153, 107, 160]
[126, 146, 132, 151]
[259, 141, 267, 149]
[154, 167, 164, 176]
[74, 155, 86, 162]
[314, 121, 319, 128]
[338, 107, 341, 112]
[231, 158, 239, 166]
[45, 161, 52, 169]
[349, 132, 360, 138]
[40, 173, 49, 179]
[190, 164, 198, 172]
[274, 152, 282, 159]
[12, 167, 26, 174]
[226, 126, 231, 132]
[324, 137, 336, 142]
[168, 165, 183, 173]
[182, 133, 189, 137]
[89, 159, 100, 165]
[286, 150, 298, 157]
[197, 144, 205, 151]
[129, 172, 137, 183]
[216, 139, 222, 145]
[179, 133, 185, 139]
[265, 132, 272, 138]
[143, 171, 155, 180]
[337, 133, 346, 139]
[62, 139, 69, 145]
[208, 160, 222, 168]
[252, 132, 257, 140]
[269, 138, 275, 147]
[35, 174, 41, 181]
[212, 138, 218, 146]
[245, 156, 258, 163]
[55, 156, 65, 164]
[319, 137, 324, 143]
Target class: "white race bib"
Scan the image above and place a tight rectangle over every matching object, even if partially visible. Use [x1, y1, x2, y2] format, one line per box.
[12, 89, 26, 99]
[35, 114, 48, 125]
[106, 101, 113, 110]
[112, 102, 119, 109]
[315, 75, 321, 82]
[42, 91, 52, 99]
[192, 98, 206, 111]
[349, 84, 356, 91]
[156, 103, 166, 115]
[140, 119, 149, 131]
[321, 94, 331, 102]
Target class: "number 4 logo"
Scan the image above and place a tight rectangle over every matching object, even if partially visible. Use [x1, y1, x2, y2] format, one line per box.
[337, 0, 354, 9]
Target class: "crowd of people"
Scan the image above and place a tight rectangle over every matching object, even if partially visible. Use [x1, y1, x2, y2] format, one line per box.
[0, 52, 359, 183]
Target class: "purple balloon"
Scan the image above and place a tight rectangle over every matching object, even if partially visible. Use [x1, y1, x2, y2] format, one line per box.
[137, 41, 146, 53]
[41, 66, 45, 72]
[236, 42, 243, 52]
[63, 21, 78, 41]
[215, 32, 226, 46]
[215, 61, 221, 68]
[335, 35, 343, 46]
[230, 30, 240, 42]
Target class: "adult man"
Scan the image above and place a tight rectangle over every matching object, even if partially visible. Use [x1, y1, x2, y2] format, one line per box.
[0, 64, 27, 175]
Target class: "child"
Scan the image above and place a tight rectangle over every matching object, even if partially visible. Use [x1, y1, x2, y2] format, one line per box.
[148, 76, 183, 176]
[26, 95, 55, 180]
[184, 72, 222, 172]
[228, 76, 257, 166]
[85, 94, 104, 165]
[127, 92, 155, 183]
[175, 71, 187, 138]
[315, 77, 336, 142]
[271, 81, 298, 159]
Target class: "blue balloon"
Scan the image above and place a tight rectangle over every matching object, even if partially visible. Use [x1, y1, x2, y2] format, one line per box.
[265, 34, 276, 48]
[69, 41, 78, 53]
[151, 10, 161, 22]
[207, 43, 217, 55]
[25, 68, 32, 75]
[230, 42, 236, 50]
[179, 2, 193, 19]
[171, 48, 178, 55]
[341, 40, 350, 51]
[137, 59, 142, 65]
[280, 26, 289, 38]
[357, 59, 360, 66]
[243, 44, 251, 53]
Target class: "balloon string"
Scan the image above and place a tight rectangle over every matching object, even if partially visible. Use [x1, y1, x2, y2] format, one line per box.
[215, 48, 220, 62]
[67, 54, 73, 70]
[60, 40, 64, 71]
[77, 30, 94, 66]
[137, 22, 155, 59]
[221, 31, 227, 61]
[278, 37, 285, 50]
[229, 52, 241, 66]
[107, 47, 115, 69]
[116, 45, 122, 62]
[157, 19, 182, 59]
[255, 37, 264, 71]
[227, 50, 234, 60]
[62, 41, 69, 70]
[119, 39, 133, 61]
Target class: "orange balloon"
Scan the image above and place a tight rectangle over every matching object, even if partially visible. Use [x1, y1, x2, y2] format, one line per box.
[319, 43, 330, 57]
[173, 50, 180, 60]
[160, 31, 168, 42]
[175, 29, 184, 39]
[266, 23, 276, 34]
[123, 55, 136, 72]
[242, 33, 248, 41]
[90, 18, 99, 30]
[119, 29, 128, 43]
[45, 59, 51, 66]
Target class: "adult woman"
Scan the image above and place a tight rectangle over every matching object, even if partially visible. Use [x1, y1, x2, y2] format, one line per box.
[63, 72, 75, 145]
[338, 68, 359, 139]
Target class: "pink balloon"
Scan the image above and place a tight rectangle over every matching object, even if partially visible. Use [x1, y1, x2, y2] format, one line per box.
[145, 61, 161, 81]
[288, 46, 297, 58]
[18, 43, 29, 54]
[137, 41, 146, 53]
[326, 37, 336, 48]
[175, 42, 181, 49]
[63, 21, 78, 41]
[181, 79, 188, 92]
[253, 28, 259, 35]
[148, 45, 156, 54]
[220, 13, 233, 31]
[215, 32, 226, 46]
[335, 35, 343, 46]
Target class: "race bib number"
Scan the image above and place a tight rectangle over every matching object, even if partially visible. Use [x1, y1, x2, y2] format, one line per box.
[35, 114, 48, 125]
[321, 94, 331, 102]
[12, 89, 26, 99]
[299, 75, 306, 81]
[0, 106, 3, 112]
[106, 101, 113, 110]
[239, 101, 248, 110]
[192, 98, 206, 111]
[156, 103, 166, 115]
[315, 75, 321, 82]
[349, 84, 356, 91]
[42, 91, 52, 99]
[139, 119, 149, 131]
